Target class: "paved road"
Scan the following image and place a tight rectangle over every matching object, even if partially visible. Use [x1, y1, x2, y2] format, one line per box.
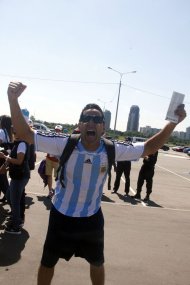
[0, 149, 190, 285]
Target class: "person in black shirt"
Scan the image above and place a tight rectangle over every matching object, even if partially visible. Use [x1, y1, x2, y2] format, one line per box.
[113, 160, 131, 195]
[112, 137, 132, 195]
[131, 151, 158, 202]
[0, 132, 30, 234]
[0, 115, 13, 203]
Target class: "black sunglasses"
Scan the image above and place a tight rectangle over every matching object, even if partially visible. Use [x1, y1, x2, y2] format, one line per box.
[80, 114, 104, 124]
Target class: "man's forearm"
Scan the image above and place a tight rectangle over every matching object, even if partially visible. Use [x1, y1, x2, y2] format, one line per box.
[8, 96, 34, 144]
[143, 103, 186, 157]
[143, 122, 176, 156]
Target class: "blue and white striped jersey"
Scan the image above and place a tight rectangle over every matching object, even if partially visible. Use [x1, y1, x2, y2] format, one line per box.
[34, 132, 144, 217]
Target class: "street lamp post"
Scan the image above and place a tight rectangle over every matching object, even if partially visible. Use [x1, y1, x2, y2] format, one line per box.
[107, 67, 136, 137]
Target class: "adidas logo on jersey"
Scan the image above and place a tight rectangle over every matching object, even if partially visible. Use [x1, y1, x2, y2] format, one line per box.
[84, 158, 92, 164]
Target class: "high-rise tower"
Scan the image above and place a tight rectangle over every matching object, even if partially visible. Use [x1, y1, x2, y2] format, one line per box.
[127, 105, 140, 132]
[103, 110, 111, 131]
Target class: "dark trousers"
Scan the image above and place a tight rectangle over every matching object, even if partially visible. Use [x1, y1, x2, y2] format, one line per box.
[6, 178, 29, 227]
[114, 161, 131, 194]
[136, 166, 155, 195]
[0, 174, 9, 197]
[20, 188, 26, 220]
[107, 175, 111, 190]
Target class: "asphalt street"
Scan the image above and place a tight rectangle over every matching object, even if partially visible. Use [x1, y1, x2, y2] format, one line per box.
[0, 149, 190, 285]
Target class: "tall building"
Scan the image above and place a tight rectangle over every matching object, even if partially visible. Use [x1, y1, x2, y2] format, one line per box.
[104, 110, 111, 131]
[126, 105, 139, 132]
[140, 126, 161, 136]
[185, 127, 190, 140]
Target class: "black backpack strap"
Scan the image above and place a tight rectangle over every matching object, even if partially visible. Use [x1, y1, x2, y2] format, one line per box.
[56, 134, 81, 187]
[102, 137, 115, 175]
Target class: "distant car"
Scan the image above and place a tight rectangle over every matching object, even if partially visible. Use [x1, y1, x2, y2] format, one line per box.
[160, 145, 170, 151]
[183, 147, 190, 153]
[187, 150, 190, 156]
[172, 146, 185, 152]
[33, 122, 50, 133]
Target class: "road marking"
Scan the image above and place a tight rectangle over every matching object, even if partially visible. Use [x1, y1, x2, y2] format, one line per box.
[121, 166, 190, 210]
[121, 177, 147, 207]
[156, 164, 190, 182]
[32, 160, 189, 212]
[162, 153, 188, 159]
[102, 200, 190, 212]
[26, 191, 47, 196]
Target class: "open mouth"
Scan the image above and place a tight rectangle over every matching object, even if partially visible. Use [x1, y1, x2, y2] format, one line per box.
[86, 130, 96, 136]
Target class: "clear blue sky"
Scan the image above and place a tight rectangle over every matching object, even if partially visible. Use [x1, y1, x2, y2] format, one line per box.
[0, 0, 189, 132]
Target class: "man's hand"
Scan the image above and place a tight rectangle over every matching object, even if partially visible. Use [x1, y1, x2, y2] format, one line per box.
[7, 81, 27, 99]
[175, 104, 186, 124]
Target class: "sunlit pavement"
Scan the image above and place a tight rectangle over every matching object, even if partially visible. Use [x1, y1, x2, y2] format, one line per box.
[0, 150, 190, 285]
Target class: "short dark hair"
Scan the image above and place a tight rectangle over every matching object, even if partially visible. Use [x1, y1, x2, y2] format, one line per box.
[79, 103, 105, 122]
[0, 115, 13, 142]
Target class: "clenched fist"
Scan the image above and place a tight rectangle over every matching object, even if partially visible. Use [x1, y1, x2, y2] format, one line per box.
[7, 81, 27, 99]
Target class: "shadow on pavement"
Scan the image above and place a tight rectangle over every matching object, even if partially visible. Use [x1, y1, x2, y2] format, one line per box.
[113, 192, 141, 205]
[111, 192, 163, 208]
[37, 195, 52, 210]
[101, 194, 115, 203]
[25, 195, 35, 209]
[145, 199, 163, 208]
[0, 229, 29, 266]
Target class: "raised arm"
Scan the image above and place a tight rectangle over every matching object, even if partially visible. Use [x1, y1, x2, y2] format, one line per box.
[142, 104, 186, 157]
[7, 82, 34, 144]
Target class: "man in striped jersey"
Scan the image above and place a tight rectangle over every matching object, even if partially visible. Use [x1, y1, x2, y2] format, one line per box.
[7, 82, 186, 285]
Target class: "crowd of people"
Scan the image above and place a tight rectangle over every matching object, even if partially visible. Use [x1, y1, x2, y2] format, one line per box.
[0, 115, 36, 234]
[0, 81, 186, 285]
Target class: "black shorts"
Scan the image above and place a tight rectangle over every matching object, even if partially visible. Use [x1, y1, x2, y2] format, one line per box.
[41, 205, 104, 268]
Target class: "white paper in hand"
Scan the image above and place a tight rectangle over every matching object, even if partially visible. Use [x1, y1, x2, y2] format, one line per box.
[165, 91, 185, 123]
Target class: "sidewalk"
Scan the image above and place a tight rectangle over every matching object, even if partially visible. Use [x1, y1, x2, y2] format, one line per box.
[0, 192, 190, 285]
